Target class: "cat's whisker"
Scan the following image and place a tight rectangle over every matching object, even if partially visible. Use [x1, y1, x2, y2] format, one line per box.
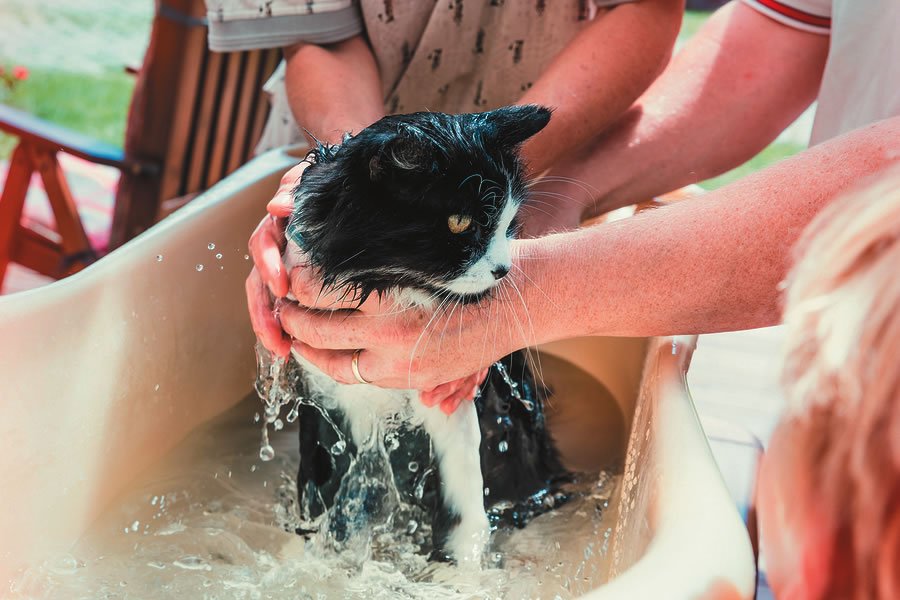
[527, 174, 602, 198]
[436, 293, 463, 353]
[407, 292, 454, 389]
[511, 263, 561, 311]
[507, 276, 549, 396]
[527, 190, 590, 209]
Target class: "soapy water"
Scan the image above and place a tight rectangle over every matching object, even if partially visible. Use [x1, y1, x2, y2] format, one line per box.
[9, 353, 621, 599]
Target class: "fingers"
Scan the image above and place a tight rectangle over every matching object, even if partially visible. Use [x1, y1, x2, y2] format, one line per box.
[268, 163, 309, 218]
[291, 341, 360, 386]
[421, 368, 490, 414]
[245, 268, 291, 358]
[280, 302, 414, 350]
[279, 303, 364, 349]
[288, 264, 379, 310]
[249, 215, 289, 298]
[420, 379, 461, 407]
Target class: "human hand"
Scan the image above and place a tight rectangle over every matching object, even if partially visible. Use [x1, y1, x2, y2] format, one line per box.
[278, 262, 534, 395]
[420, 368, 490, 415]
[246, 162, 308, 357]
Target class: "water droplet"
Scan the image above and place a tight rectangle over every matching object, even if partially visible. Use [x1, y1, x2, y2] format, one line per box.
[195, 264, 204, 272]
[406, 520, 419, 534]
[253, 412, 260, 423]
[156, 254, 163, 262]
[150, 495, 158, 506]
[259, 444, 275, 461]
[408, 461, 419, 472]
[207, 243, 216, 250]
[130, 520, 140, 532]
[384, 432, 400, 452]
[173, 555, 209, 571]
[484, 487, 490, 496]
[250, 464, 258, 472]
[215, 253, 222, 260]
[244, 254, 250, 260]
[330, 440, 347, 455]
[273, 418, 284, 431]
[498, 440, 509, 453]
[49, 555, 81, 575]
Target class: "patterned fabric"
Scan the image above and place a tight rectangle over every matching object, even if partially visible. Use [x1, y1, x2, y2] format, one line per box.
[243, 0, 637, 152]
[742, 0, 900, 145]
[741, 0, 830, 34]
[206, 0, 355, 21]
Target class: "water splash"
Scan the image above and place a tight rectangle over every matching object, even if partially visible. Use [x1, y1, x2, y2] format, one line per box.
[8, 393, 620, 599]
[493, 361, 534, 411]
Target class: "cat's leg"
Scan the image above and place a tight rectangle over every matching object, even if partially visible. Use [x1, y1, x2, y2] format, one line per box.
[414, 395, 489, 564]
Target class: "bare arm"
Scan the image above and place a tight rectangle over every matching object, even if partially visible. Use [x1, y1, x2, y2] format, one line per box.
[535, 2, 830, 222]
[283, 35, 385, 144]
[523, 117, 900, 341]
[278, 117, 900, 388]
[518, 0, 684, 176]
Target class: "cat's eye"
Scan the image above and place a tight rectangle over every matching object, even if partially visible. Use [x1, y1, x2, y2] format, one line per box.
[448, 214, 472, 234]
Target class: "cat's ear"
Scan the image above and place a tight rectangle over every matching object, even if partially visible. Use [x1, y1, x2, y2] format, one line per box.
[369, 131, 431, 181]
[483, 104, 552, 148]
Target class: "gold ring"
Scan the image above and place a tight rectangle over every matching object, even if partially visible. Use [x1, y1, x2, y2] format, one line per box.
[351, 348, 370, 385]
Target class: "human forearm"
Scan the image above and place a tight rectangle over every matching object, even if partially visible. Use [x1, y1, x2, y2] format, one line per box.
[517, 0, 684, 176]
[519, 117, 900, 341]
[284, 35, 385, 145]
[539, 2, 830, 216]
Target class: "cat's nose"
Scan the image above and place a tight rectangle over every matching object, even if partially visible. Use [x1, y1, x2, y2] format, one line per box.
[491, 265, 510, 280]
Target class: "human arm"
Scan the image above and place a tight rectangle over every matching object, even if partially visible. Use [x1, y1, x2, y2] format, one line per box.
[530, 1, 831, 228]
[280, 116, 900, 388]
[515, 0, 685, 177]
[282, 35, 385, 145]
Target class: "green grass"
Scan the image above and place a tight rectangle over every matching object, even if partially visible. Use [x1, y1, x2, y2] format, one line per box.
[0, 66, 134, 159]
[699, 141, 805, 190]
[680, 10, 710, 40]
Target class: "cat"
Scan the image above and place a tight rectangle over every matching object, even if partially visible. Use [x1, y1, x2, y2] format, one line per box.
[281, 105, 569, 562]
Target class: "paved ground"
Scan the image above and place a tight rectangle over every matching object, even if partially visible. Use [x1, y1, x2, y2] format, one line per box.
[690, 327, 787, 448]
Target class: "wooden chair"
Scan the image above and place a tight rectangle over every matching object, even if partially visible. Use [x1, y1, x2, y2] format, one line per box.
[0, 0, 280, 287]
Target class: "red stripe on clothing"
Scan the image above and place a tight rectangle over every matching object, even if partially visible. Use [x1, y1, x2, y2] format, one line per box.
[756, 0, 831, 28]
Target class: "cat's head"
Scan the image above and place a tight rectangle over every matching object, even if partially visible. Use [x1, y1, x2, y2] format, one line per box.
[286, 105, 551, 305]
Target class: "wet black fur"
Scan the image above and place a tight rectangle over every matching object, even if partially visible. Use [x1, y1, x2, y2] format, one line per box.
[288, 106, 570, 556]
[286, 105, 551, 305]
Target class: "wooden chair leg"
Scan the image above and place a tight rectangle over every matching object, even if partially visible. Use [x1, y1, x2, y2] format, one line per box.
[28, 146, 97, 273]
[0, 144, 34, 287]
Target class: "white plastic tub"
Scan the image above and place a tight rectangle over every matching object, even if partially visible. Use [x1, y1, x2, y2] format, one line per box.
[0, 148, 755, 598]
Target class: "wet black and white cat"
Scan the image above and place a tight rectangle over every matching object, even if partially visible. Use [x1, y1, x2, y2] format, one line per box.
[283, 105, 568, 562]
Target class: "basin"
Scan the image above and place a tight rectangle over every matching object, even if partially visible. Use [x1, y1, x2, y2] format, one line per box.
[0, 148, 755, 598]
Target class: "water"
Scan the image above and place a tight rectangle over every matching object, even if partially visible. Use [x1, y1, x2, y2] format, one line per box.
[9, 399, 620, 600]
[10, 349, 624, 599]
